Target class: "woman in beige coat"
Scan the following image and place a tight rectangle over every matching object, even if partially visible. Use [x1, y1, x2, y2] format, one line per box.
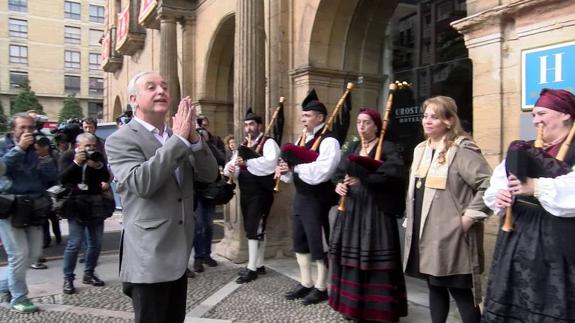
[403, 96, 492, 323]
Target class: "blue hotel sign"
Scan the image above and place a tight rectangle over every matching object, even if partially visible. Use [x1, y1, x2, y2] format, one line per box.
[522, 41, 575, 110]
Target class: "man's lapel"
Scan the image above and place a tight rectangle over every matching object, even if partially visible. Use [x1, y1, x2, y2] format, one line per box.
[128, 121, 162, 160]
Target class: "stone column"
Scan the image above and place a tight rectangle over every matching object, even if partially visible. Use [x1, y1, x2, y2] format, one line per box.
[159, 15, 181, 117]
[216, 0, 266, 263]
[262, 0, 293, 260]
[234, 0, 265, 121]
[180, 16, 196, 100]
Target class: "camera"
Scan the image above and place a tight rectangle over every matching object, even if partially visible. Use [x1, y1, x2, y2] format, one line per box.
[51, 119, 83, 144]
[84, 148, 103, 162]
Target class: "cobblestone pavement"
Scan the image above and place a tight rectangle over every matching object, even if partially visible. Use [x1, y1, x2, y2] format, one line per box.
[0, 251, 461, 322]
[205, 269, 347, 323]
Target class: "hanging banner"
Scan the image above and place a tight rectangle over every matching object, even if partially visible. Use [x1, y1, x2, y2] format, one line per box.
[139, 0, 157, 24]
[101, 30, 110, 65]
[116, 5, 130, 50]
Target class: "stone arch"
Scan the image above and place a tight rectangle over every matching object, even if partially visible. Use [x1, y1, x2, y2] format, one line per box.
[201, 13, 235, 135]
[296, 0, 398, 135]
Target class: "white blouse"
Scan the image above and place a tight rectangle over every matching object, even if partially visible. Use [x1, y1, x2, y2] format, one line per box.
[483, 160, 575, 218]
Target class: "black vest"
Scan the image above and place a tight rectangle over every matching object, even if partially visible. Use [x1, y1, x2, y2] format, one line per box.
[238, 136, 275, 192]
[293, 129, 338, 206]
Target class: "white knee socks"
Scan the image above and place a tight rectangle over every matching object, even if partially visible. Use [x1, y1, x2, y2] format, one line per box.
[247, 239, 259, 271]
[295, 253, 313, 288]
[315, 259, 328, 291]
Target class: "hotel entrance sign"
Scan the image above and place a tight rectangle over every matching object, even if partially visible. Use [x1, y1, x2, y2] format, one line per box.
[522, 41, 575, 110]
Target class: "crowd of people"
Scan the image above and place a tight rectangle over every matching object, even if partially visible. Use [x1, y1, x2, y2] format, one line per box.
[0, 71, 574, 323]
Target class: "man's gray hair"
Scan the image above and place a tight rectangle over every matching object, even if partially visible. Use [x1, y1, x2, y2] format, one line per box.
[76, 132, 97, 144]
[127, 71, 155, 110]
[127, 71, 156, 97]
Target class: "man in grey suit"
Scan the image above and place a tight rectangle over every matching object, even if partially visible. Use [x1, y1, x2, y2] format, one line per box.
[105, 72, 218, 323]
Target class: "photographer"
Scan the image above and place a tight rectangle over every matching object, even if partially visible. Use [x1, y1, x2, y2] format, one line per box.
[0, 113, 58, 313]
[59, 133, 112, 295]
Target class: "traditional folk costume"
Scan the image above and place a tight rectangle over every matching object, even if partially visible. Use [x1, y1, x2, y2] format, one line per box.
[329, 137, 408, 322]
[404, 136, 492, 323]
[224, 111, 280, 284]
[482, 89, 575, 323]
[280, 100, 341, 305]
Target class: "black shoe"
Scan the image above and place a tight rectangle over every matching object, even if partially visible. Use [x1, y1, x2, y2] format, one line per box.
[63, 280, 76, 294]
[82, 274, 105, 287]
[193, 260, 204, 273]
[284, 284, 313, 300]
[202, 257, 218, 267]
[185, 269, 196, 278]
[78, 258, 85, 264]
[301, 288, 328, 305]
[235, 268, 258, 284]
[256, 266, 266, 275]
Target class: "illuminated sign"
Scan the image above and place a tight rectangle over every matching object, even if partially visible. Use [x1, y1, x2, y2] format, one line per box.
[522, 41, 575, 110]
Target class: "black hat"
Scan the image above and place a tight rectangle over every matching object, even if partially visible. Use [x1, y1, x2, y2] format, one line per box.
[244, 108, 263, 124]
[301, 89, 327, 115]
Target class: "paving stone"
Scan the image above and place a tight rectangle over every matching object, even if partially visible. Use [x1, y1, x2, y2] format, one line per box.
[0, 306, 132, 323]
[204, 269, 347, 323]
[185, 267, 240, 312]
[35, 282, 134, 312]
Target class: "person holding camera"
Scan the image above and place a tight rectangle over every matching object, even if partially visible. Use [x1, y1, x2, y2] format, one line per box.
[192, 116, 226, 273]
[0, 113, 58, 313]
[59, 132, 112, 294]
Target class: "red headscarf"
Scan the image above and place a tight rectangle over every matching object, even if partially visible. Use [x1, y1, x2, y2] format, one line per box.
[534, 88, 575, 119]
[358, 107, 383, 134]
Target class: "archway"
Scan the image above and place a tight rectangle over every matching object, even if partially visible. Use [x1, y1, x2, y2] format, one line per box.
[301, 0, 398, 132]
[200, 14, 235, 137]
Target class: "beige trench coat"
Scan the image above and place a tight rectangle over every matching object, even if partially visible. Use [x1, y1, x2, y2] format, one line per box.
[403, 137, 492, 304]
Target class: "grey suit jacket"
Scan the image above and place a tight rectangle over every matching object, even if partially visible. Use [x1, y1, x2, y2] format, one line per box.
[105, 120, 218, 284]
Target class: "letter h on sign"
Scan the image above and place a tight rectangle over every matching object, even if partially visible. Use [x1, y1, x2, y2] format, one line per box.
[522, 41, 575, 111]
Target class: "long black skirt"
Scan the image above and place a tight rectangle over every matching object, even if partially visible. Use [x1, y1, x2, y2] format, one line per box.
[329, 185, 407, 322]
[482, 200, 575, 323]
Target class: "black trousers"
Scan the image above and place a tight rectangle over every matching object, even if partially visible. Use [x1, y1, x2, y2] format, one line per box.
[122, 274, 188, 323]
[292, 192, 331, 261]
[43, 210, 61, 246]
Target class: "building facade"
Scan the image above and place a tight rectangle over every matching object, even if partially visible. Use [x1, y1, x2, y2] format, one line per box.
[0, 0, 105, 121]
[102, 0, 575, 268]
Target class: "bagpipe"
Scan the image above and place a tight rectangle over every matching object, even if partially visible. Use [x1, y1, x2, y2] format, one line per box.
[337, 82, 400, 212]
[274, 83, 354, 192]
[502, 123, 575, 231]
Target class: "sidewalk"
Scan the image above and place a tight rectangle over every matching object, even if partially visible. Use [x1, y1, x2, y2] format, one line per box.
[0, 215, 462, 322]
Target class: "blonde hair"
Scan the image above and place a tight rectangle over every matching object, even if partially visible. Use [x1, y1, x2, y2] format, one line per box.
[422, 96, 468, 164]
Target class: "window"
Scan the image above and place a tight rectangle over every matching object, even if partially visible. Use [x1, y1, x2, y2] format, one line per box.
[65, 50, 81, 69]
[9, 71, 28, 89]
[65, 1, 81, 20]
[89, 5, 105, 23]
[64, 26, 81, 44]
[65, 75, 80, 94]
[89, 29, 104, 46]
[88, 102, 103, 119]
[9, 45, 28, 64]
[9, 19, 27, 38]
[89, 53, 101, 70]
[89, 77, 104, 95]
[9, 0, 27, 12]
